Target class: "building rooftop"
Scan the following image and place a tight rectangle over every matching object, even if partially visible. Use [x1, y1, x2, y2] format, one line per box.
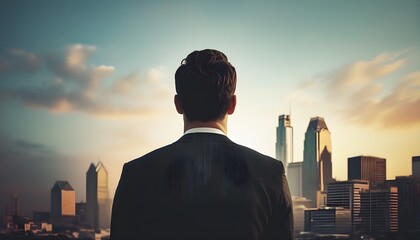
[288, 161, 303, 166]
[307, 116, 328, 131]
[278, 114, 292, 127]
[87, 161, 108, 174]
[348, 155, 386, 160]
[53, 181, 74, 191]
[96, 161, 107, 173]
[328, 179, 370, 185]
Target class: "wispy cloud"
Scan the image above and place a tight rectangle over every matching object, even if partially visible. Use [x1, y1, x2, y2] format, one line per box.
[0, 49, 41, 74]
[328, 52, 405, 92]
[14, 139, 52, 155]
[0, 44, 171, 117]
[288, 51, 420, 128]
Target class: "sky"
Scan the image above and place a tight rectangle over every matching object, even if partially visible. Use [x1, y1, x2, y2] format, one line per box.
[0, 0, 419, 217]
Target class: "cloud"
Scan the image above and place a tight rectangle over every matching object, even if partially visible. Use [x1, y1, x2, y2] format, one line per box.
[0, 45, 171, 117]
[290, 51, 420, 128]
[15, 139, 52, 155]
[0, 49, 41, 75]
[372, 71, 420, 127]
[329, 52, 404, 91]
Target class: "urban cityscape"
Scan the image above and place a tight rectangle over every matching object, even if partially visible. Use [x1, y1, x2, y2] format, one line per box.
[276, 115, 420, 240]
[1, 1, 419, 240]
[1, 162, 112, 239]
[1, 115, 419, 240]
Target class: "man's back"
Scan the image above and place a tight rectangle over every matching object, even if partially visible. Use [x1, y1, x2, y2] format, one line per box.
[111, 133, 293, 239]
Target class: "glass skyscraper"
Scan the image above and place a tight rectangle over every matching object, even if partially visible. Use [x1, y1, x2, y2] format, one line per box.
[276, 114, 293, 177]
[86, 162, 111, 230]
[302, 117, 332, 205]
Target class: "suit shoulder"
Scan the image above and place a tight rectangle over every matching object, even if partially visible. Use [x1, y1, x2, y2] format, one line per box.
[124, 143, 175, 169]
[233, 143, 285, 174]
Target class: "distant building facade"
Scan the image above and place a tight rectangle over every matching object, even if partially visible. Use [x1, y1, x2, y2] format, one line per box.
[386, 176, 420, 232]
[76, 202, 87, 225]
[327, 180, 369, 232]
[413, 156, 420, 177]
[348, 155, 386, 187]
[33, 211, 50, 224]
[86, 162, 112, 230]
[276, 114, 293, 176]
[302, 117, 333, 206]
[292, 197, 312, 234]
[304, 207, 352, 234]
[288, 162, 302, 197]
[50, 181, 76, 218]
[360, 186, 398, 233]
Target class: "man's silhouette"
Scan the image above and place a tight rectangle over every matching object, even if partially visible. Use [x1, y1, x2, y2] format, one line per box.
[110, 49, 294, 240]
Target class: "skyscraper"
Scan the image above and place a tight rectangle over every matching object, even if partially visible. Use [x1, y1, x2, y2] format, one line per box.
[276, 114, 293, 176]
[302, 117, 332, 205]
[348, 155, 386, 187]
[50, 181, 76, 218]
[86, 162, 111, 230]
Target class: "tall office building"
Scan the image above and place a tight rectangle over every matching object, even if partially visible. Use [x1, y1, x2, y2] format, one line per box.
[50, 181, 76, 218]
[348, 155, 386, 187]
[86, 162, 111, 230]
[386, 176, 420, 232]
[288, 162, 302, 197]
[360, 186, 398, 233]
[413, 156, 420, 177]
[326, 180, 369, 231]
[302, 117, 332, 205]
[276, 114, 293, 176]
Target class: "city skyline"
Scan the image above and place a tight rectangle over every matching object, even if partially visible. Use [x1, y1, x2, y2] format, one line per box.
[0, 1, 419, 217]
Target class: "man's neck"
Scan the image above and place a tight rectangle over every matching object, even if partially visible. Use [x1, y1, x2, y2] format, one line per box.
[183, 115, 228, 134]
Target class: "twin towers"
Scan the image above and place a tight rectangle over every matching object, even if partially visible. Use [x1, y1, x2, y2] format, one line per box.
[276, 115, 333, 206]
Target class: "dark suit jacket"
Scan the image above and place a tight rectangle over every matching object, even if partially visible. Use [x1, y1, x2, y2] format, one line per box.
[110, 133, 293, 240]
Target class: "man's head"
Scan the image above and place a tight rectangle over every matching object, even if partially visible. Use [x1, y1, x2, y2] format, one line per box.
[175, 49, 237, 122]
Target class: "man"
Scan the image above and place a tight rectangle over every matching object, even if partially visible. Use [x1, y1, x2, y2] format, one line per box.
[110, 49, 293, 240]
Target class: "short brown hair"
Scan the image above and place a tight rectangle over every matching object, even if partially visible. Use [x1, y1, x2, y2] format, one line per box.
[175, 49, 237, 122]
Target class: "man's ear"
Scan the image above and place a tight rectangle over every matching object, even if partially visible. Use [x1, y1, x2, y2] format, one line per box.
[227, 95, 236, 115]
[174, 95, 183, 114]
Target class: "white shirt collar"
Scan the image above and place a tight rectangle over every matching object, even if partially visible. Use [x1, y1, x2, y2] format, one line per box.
[184, 127, 226, 136]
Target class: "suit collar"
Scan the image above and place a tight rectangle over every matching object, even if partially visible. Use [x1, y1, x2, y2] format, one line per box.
[176, 132, 234, 144]
[184, 127, 226, 136]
